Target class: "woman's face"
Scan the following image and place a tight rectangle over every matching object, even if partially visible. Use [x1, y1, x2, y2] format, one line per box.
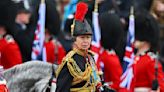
[74, 35, 92, 50]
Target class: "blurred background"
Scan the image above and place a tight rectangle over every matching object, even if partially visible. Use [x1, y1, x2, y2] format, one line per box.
[0, 0, 164, 69]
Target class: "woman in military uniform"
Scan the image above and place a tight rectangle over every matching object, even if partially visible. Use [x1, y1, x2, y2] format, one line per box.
[55, 2, 101, 92]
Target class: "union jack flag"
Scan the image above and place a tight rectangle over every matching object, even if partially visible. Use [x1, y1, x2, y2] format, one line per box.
[91, 11, 101, 63]
[120, 7, 135, 91]
[31, 0, 46, 62]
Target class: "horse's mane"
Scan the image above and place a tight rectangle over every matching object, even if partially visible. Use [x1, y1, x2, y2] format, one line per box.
[3, 61, 58, 92]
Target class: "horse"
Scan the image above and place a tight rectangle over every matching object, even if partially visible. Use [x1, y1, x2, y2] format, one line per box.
[3, 61, 58, 92]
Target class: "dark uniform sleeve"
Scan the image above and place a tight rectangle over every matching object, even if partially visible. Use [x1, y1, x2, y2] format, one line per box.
[56, 63, 73, 92]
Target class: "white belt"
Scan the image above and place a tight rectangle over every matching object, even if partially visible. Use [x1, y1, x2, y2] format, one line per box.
[134, 87, 151, 92]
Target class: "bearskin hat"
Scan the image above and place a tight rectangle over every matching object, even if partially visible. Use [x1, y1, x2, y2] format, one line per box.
[0, 6, 10, 34]
[64, 15, 74, 34]
[30, 0, 60, 36]
[0, 20, 7, 29]
[135, 10, 160, 52]
[0, 0, 17, 35]
[16, 0, 31, 13]
[99, 12, 124, 50]
[71, 2, 92, 36]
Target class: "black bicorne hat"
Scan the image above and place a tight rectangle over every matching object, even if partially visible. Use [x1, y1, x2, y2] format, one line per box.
[72, 19, 92, 36]
[71, 2, 92, 36]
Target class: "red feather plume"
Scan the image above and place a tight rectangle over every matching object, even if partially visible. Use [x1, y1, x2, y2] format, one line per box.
[75, 2, 88, 22]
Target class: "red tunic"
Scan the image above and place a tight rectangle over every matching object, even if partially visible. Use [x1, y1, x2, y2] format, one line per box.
[96, 49, 122, 91]
[0, 79, 8, 92]
[0, 36, 22, 69]
[135, 52, 164, 92]
[45, 39, 66, 64]
[0, 84, 8, 92]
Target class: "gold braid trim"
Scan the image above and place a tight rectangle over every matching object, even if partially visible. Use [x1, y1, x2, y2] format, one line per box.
[88, 50, 95, 56]
[70, 69, 96, 92]
[70, 85, 95, 92]
[56, 50, 96, 92]
[67, 59, 92, 86]
[56, 50, 76, 77]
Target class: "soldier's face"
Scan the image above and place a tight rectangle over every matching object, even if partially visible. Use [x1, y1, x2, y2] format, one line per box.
[74, 35, 92, 50]
[17, 13, 31, 24]
[0, 26, 6, 36]
[134, 40, 150, 50]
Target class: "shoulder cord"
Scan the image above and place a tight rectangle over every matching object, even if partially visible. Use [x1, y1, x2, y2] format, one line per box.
[67, 58, 92, 80]
[56, 51, 75, 77]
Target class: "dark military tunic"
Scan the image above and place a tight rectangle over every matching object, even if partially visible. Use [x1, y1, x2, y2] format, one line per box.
[56, 48, 100, 92]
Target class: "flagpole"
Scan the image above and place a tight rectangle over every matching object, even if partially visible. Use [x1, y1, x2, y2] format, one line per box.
[120, 2, 135, 91]
[93, 0, 104, 87]
[31, 0, 46, 61]
[94, 0, 98, 13]
[41, 0, 45, 4]
[131, 0, 135, 15]
[92, 0, 101, 47]
[130, 6, 134, 15]
[40, 0, 46, 62]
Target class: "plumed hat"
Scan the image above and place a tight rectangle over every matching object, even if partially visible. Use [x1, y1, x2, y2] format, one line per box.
[71, 2, 92, 36]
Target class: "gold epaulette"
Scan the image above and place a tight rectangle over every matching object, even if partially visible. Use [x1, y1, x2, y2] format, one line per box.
[66, 51, 93, 85]
[67, 59, 92, 85]
[55, 50, 76, 77]
[88, 50, 95, 56]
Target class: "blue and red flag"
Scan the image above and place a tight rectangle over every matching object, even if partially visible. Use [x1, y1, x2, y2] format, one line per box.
[31, 0, 46, 62]
[120, 7, 135, 92]
[91, 11, 101, 63]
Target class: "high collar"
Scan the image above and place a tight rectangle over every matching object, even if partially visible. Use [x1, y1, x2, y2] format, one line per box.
[73, 48, 88, 57]
[136, 49, 150, 56]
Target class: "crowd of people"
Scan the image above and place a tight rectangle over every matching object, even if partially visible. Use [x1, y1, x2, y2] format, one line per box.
[0, 0, 164, 92]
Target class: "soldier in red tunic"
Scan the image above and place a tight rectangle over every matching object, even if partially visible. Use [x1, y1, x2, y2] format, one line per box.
[134, 11, 164, 92]
[95, 12, 124, 91]
[0, 22, 22, 69]
[44, 28, 66, 64]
